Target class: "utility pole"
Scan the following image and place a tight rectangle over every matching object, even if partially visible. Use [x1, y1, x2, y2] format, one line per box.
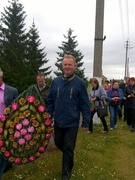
[124, 40, 129, 79]
[93, 0, 105, 83]
[124, 40, 134, 79]
[93, 0, 105, 124]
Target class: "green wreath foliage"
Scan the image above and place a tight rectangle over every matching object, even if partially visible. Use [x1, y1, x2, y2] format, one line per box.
[0, 85, 53, 164]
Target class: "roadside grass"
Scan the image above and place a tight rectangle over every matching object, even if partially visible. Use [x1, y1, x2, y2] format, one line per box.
[3, 118, 135, 180]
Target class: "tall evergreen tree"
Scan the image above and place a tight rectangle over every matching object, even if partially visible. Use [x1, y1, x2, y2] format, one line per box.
[26, 21, 52, 85]
[0, 0, 51, 93]
[0, 0, 28, 92]
[54, 28, 86, 80]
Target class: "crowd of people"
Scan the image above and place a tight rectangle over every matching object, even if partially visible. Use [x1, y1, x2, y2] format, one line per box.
[0, 54, 135, 180]
[0, 55, 90, 180]
[89, 76, 135, 133]
[107, 77, 135, 130]
[104, 77, 135, 131]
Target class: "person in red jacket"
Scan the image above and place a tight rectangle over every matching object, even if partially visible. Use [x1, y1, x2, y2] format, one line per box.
[104, 80, 112, 92]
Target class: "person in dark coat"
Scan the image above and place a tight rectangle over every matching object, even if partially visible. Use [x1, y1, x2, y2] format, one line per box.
[119, 77, 129, 121]
[23, 74, 50, 108]
[0, 69, 18, 180]
[124, 77, 135, 131]
[47, 55, 90, 180]
[35, 74, 50, 107]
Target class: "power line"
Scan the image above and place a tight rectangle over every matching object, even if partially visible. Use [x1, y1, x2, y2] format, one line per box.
[126, 0, 129, 39]
[118, 0, 125, 43]
[118, 0, 132, 79]
[118, 0, 130, 42]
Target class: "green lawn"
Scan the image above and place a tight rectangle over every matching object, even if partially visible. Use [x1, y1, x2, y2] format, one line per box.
[3, 118, 135, 180]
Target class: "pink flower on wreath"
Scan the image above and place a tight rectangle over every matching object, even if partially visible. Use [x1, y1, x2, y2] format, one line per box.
[14, 158, 21, 165]
[29, 155, 36, 161]
[0, 127, 3, 134]
[4, 151, 10, 157]
[44, 119, 51, 126]
[14, 131, 21, 138]
[45, 133, 51, 139]
[24, 134, 32, 141]
[20, 129, 27, 136]
[27, 96, 35, 103]
[39, 146, 46, 153]
[28, 126, 34, 133]
[11, 103, 18, 110]
[0, 115, 6, 122]
[22, 119, 29, 126]
[18, 138, 26, 145]
[0, 140, 4, 147]
[37, 104, 45, 113]
[16, 123, 22, 130]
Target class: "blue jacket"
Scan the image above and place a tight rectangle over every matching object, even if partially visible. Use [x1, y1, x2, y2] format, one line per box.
[0, 84, 18, 177]
[47, 75, 90, 128]
[106, 88, 124, 107]
[4, 84, 18, 107]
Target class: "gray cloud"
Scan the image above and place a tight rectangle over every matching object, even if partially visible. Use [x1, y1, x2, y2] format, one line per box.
[1, 0, 135, 80]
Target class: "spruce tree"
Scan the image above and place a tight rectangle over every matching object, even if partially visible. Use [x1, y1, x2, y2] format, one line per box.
[26, 22, 52, 85]
[0, 0, 51, 92]
[54, 28, 86, 80]
[0, 0, 28, 92]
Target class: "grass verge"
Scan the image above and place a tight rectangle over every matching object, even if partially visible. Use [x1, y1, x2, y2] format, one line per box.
[3, 119, 135, 180]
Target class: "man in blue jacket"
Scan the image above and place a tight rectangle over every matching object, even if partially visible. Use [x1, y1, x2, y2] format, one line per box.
[0, 69, 18, 180]
[47, 55, 90, 180]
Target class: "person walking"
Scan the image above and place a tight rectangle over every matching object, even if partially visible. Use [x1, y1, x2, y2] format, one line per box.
[88, 78, 108, 133]
[124, 77, 135, 131]
[17, 73, 50, 108]
[104, 80, 112, 93]
[47, 55, 90, 180]
[0, 69, 18, 180]
[119, 77, 129, 121]
[31, 74, 50, 106]
[106, 80, 123, 130]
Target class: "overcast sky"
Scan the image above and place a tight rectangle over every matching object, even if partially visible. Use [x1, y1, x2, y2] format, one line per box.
[0, 0, 135, 80]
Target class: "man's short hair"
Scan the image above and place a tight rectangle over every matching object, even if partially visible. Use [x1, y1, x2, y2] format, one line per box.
[37, 74, 45, 78]
[63, 55, 76, 64]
